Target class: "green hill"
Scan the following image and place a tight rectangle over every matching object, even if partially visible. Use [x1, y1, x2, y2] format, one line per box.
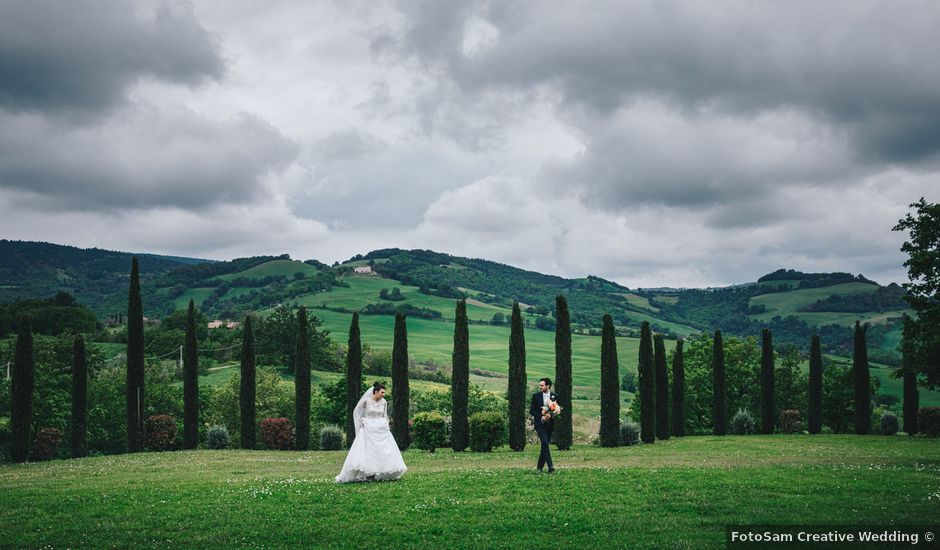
[0, 240, 207, 315]
[0, 242, 913, 366]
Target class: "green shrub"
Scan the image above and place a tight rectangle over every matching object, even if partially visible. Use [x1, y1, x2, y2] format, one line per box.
[620, 420, 640, 446]
[469, 412, 505, 452]
[820, 425, 833, 435]
[320, 425, 344, 450]
[206, 425, 230, 449]
[918, 407, 940, 436]
[412, 412, 448, 452]
[260, 418, 294, 450]
[732, 409, 756, 435]
[880, 413, 899, 436]
[33, 427, 63, 461]
[0, 417, 10, 448]
[145, 415, 177, 451]
[779, 409, 802, 434]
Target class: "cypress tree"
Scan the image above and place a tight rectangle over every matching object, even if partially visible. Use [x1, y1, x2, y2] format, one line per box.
[853, 321, 871, 435]
[183, 299, 199, 449]
[451, 300, 470, 452]
[294, 307, 311, 450]
[10, 318, 34, 462]
[901, 316, 919, 435]
[240, 316, 257, 449]
[808, 335, 823, 434]
[599, 314, 620, 447]
[654, 334, 670, 440]
[71, 335, 88, 458]
[638, 321, 656, 443]
[126, 257, 145, 453]
[671, 339, 685, 437]
[507, 302, 527, 451]
[345, 313, 363, 448]
[391, 311, 410, 450]
[760, 328, 775, 434]
[712, 330, 726, 436]
[554, 294, 573, 450]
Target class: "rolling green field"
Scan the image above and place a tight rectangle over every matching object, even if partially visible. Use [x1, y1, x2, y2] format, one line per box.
[2, 436, 937, 548]
[289, 275, 518, 323]
[747, 282, 911, 326]
[213, 259, 321, 282]
[309, 307, 639, 398]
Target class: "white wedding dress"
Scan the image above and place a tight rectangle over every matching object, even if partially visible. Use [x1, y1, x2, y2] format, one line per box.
[335, 391, 407, 483]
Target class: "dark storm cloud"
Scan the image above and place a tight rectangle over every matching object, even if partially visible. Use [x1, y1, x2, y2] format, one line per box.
[0, 0, 223, 114]
[375, 0, 940, 164]
[0, 106, 298, 212]
[0, 1, 296, 214]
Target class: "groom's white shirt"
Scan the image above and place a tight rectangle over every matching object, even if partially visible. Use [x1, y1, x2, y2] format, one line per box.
[542, 390, 550, 407]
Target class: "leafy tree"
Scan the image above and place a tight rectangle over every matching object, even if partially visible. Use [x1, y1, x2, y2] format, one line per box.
[391, 312, 410, 450]
[621, 370, 637, 393]
[775, 345, 807, 415]
[638, 322, 655, 443]
[554, 295, 573, 450]
[808, 335, 823, 434]
[345, 313, 363, 448]
[10, 318, 34, 462]
[161, 307, 209, 341]
[183, 300, 199, 449]
[712, 330, 726, 436]
[294, 307, 311, 450]
[893, 198, 940, 388]
[760, 329, 775, 434]
[254, 305, 339, 372]
[240, 316, 256, 449]
[126, 258, 145, 452]
[507, 302, 527, 451]
[853, 321, 871, 434]
[821, 359, 855, 433]
[71, 335, 87, 458]
[671, 339, 685, 437]
[654, 334, 670, 440]
[599, 314, 620, 447]
[451, 300, 470, 451]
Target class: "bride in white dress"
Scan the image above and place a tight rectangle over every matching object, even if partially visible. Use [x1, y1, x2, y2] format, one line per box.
[335, 382, 407, 483]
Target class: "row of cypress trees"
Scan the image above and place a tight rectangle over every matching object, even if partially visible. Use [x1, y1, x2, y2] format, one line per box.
[6, 263, 918, 462]
[450, 294, 580, 453]
[624, 319, 891, 443]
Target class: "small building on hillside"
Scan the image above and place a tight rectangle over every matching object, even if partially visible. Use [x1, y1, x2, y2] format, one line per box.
[354, 266, 373, 274]
[208, 320, 241, 330]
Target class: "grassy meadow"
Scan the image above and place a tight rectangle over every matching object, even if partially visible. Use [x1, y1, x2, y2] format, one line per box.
[1, 436, 938, 548]
[747, 282, 912, 330]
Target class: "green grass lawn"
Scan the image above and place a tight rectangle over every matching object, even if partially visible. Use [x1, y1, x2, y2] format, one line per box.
[2, 436, 938, 548]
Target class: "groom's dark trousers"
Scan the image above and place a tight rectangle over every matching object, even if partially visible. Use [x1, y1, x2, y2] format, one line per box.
[533, 417, 554, 470]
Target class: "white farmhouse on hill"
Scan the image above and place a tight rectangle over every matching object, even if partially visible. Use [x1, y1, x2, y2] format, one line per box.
[354, 266, 373, 274]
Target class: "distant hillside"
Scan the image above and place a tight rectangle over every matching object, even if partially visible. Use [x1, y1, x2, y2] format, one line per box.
[0, 240, 210, 315]
[0, 242, 911, 364]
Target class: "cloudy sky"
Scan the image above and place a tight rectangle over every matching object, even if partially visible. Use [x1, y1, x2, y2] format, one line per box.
[1, 0, 937, 288]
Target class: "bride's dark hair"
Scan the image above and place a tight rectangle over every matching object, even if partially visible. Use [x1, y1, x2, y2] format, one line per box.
[372, 382, 386, 393]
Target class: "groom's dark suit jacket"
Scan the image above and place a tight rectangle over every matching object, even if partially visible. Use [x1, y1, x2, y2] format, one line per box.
[530, 391, 559, 428]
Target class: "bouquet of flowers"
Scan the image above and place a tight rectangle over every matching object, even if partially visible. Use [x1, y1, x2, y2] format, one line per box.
[541, 401, 563, 422]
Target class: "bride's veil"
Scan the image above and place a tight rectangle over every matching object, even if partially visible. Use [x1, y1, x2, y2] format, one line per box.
[351, 387, 375, 438]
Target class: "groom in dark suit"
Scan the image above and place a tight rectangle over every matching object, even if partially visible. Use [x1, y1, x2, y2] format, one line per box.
[529, 377, 558, 473]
